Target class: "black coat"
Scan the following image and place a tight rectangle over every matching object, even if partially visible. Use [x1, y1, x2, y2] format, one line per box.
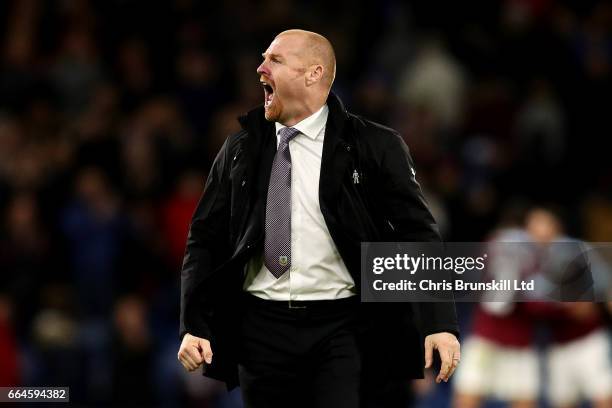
[180, 93, 459, 389]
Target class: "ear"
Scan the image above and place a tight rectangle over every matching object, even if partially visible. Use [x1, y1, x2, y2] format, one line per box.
[305, 64, 324, 86]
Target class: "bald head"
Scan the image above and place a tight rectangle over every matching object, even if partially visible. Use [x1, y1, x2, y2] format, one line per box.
[276, 29, 336, 90]
[257, 29, 336, 125]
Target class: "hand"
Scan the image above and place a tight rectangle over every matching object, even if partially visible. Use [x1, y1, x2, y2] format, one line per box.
[424, 332, 460, 383]
[178, 333, 213, 372]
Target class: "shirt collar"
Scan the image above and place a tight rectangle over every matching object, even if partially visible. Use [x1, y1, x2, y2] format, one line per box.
[275, 104, 329, 141]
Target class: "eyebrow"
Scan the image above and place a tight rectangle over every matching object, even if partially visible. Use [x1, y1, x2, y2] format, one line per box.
[262, 52, 284, 61]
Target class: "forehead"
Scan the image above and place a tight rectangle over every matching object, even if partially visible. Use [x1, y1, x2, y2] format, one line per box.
[265, 34, 304, 57]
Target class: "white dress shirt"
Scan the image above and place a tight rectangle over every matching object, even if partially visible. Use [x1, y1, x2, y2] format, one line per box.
[243, 104, 356, 300]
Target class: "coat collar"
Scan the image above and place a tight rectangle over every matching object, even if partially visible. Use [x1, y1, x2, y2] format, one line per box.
[236, 92, 354, 209]
[238, 91, 351, 146]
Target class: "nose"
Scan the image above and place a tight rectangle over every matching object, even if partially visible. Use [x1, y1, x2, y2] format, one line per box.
[257, 60, 269, 76]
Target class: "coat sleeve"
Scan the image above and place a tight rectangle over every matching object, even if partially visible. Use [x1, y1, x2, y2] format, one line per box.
[179, 137, 232, 340]
[375, 131, 459, 339]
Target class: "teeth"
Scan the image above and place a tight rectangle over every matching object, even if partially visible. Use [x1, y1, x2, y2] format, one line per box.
[261, 79, 273, 108]
[264, 90, 273, 108]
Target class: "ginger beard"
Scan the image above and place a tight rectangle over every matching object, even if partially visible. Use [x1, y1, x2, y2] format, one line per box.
[261, 78, 283, 122]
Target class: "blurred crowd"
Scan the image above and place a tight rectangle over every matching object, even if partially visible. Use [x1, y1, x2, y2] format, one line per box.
[0, 0, 611, 406]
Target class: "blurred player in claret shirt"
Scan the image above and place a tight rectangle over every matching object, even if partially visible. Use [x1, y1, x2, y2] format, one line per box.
[454, 206, 612, 408]
[524, 208, 612, 408]
[452, 205, 543, 408]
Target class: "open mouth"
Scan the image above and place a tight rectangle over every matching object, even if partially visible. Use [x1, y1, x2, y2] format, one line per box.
[260, 80, 274, 108]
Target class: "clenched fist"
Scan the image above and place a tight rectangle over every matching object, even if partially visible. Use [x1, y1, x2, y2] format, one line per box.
[178, 333, 213, 372]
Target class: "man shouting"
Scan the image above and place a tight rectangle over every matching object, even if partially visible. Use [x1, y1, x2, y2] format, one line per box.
[178, 29, 460, 408]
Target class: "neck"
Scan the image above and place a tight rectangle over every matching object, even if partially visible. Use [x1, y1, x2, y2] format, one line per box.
[281, 93, 327, 127]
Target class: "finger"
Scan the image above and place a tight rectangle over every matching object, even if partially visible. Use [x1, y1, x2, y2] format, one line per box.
[436, 350, 452, 383]
[178, 352, 197, 371]
[443, 349, 456, 382]
[187, 345, 204, 365]
[446, 347, 461, 380]
[424, 339, 433, 369]
[446, 354, 460, 379]
[447, 360, 458, 380]
[436, 360, 451, 383]
[182, 345, 203, 370]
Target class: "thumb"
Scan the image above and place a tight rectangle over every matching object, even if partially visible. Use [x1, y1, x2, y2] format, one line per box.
[200, 339, 213, 364]
[424, 339, 433, 369]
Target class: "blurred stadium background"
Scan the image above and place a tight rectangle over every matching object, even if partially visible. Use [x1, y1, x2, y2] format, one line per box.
[0, 0, 611, 407]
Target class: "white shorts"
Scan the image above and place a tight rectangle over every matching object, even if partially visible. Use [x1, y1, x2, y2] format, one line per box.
[453, 336, 540, 401]
[546, 329, 612, 406]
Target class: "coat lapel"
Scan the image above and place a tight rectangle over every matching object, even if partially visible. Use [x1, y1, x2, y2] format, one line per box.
[319, 93, 354, 213]
[239, 92, 353, 225]
[238, 106, 274, 179]
[237, 106, 276, 239]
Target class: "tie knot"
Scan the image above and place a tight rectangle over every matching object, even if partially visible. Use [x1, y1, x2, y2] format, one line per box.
[278, 127, 300, 146]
